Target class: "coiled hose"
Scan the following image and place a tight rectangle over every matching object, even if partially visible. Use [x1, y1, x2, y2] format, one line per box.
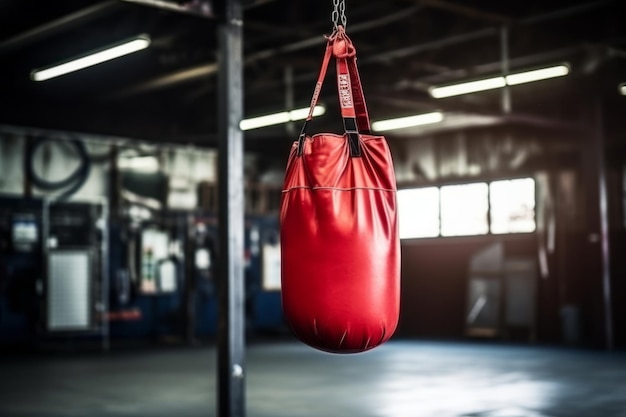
[26, 137, 91, 201]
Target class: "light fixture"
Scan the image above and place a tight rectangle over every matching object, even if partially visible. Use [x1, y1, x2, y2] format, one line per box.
[620, 83, 626, 96]
[118, 155, 159, 173]
[429, 64, 570, 99]
[240, 105, 326, 131]
[430, 78, 506, 99]
[31, 35, 151, 82]
[371, 112, 444, 132]
[505, 65, 569, 85]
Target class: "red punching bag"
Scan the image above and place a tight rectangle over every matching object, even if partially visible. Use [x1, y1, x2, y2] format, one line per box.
[280, 27, 400, 354]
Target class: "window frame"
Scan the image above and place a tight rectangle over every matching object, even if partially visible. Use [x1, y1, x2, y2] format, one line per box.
[397, 175, 536, 241]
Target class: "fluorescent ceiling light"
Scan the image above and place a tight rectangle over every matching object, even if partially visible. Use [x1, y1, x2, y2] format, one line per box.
[240, 105, 325, 131]
[371, 112, 444, 132]
[31, 35, 151, 81]
[380, 112, 502, 137]
[620, 84, 626, 96]
[506, 65, 569, 85]
[430, 64, 570, 98]
[118, 156, 159, 172]
[430, 77, 506, 99]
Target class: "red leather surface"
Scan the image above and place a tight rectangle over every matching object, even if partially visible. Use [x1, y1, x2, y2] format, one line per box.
[280, 134, 400, 354]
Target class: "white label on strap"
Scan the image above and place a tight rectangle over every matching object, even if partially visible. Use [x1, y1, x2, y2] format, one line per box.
[310, 82, 322, 109]
[338, 74, 353, 109]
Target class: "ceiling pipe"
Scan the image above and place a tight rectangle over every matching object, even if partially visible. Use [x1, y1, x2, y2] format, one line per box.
[243, 44, 581, 97]
[501, 113, 589, 132]
[243, 3, 385, 50]
[119, 0, 215, 18]
[109, 0, 615, 98]
[106, 63, 219, 98]
[411, 45, 581, 86]
[0, 1, 121, 53]
[417, 0, 615, 26]
[0, 0, 276, 55]
[521, 0, 616, 25]
[416, 0, 616, 26]
[366, 0, 616, 64]
[118, 0, 276, 17]
[179, 44, 581, 110]
[246, 5, 423, 61]
[104, 5, 423, 99]
[415, 0, 512, 24]
[365, 27, 498, 63]
[188, 40, 585, 107]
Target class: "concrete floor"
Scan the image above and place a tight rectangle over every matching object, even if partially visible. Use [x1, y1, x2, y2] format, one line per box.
[0, 340, 625, 417]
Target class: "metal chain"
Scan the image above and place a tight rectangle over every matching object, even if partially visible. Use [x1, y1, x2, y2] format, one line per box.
[331, 0, 347, 30]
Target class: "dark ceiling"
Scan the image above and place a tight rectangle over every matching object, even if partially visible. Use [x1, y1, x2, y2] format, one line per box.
[0, 0, 624, 150]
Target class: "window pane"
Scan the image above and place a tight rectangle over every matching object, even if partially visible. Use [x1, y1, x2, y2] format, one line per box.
[441, 183, 489, 236]
[397, 187, 440, 239]
[490, 178, 536, 234]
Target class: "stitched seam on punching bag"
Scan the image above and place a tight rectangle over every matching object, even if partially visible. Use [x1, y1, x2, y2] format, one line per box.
[282, 186, 396, 193]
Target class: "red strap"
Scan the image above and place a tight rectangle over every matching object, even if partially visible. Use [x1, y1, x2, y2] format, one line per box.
[332, 28, 370, 133]
[348, 57, 371, 133]
[303, 27, 371, 131]
[305, 41, 333, 121]
[336, 56, 356, 119]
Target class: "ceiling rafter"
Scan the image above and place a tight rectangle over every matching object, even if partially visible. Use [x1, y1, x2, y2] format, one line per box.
[0, 0, 623, 144]
[0, 1, 121, 53]
[415, 0, 512, 24]
[102, 4, 424, 99]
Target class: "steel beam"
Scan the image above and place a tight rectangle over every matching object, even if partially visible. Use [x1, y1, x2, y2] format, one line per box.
[119, 0, 215, 18]
[120, 0, 275, 16]
[417, 0, 512, 24]
[105, 5, 421, 97]
[108, 0, 614, 97]
[216, 0, 245, 416]
[411, 45, 579, 85]
[522, 0, 615, 25]
[0, 2, 120, 53]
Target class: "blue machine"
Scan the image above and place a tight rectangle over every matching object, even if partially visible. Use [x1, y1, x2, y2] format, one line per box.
[0, 197, 43, 346]
[107, 217, 187, 341]
[106, 211, 285, 343]
[246, 215, 285, 334]
[0, 196, 286, 347]
[192, 213, 285, 339]
[0, 196, 107, 348]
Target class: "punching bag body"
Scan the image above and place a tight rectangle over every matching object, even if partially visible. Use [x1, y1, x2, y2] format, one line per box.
[280, 28, 400, 354]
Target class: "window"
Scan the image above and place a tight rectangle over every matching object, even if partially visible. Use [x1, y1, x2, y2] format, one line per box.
[397, 187, 440, 239]
[441, 183, 489, 237]
[490, 178, 536, 234]
[397, 177, 536, 239]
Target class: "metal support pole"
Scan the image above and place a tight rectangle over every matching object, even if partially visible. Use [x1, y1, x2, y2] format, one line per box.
[285, 66, 296, 137]
[592, 100, 614, 350]
[581, 99, 614, 350]
[23, 136, 33, 198]
[217, 0, 245, 416]
[500, 26, 512, 115]
[109, 145, 119, 216]
[100, 199, 110, 352]
[184, 213, 197, 346]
